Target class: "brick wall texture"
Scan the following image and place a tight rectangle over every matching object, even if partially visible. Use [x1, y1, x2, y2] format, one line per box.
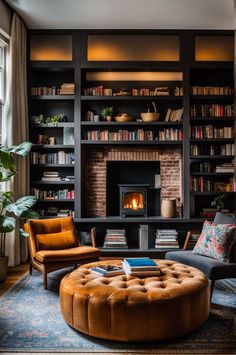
[85, 147, 182, 217]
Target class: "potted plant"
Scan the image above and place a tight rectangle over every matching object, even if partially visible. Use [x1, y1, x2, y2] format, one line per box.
[0, 142, 39, 281]
[211, 194, 225, 212]
[100, 107, 114, 122]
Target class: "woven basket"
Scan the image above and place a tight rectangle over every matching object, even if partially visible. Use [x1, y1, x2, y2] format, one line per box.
[115, 114, 133, 122]
[140, 112, 160, 122]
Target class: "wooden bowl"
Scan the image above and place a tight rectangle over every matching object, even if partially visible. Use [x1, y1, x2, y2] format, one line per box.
[115, 114, 133, 122]
[140, 112, 160, 122]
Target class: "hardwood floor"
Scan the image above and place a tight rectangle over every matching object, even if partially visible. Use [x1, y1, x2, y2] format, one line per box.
[0, 262, 29, 297]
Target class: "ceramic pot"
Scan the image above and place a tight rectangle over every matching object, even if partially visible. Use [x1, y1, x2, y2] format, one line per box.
[161, 198, 177, 218]
[0, 256, 8, 281]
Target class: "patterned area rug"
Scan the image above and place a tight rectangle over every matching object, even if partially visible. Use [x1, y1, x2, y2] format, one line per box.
[0, 269, 236, 354]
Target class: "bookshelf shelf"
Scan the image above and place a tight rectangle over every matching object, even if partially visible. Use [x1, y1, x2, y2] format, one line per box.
[31, 95, 74, 100]
[32, 145, 74, 149]
[81, 140, 183, 145]
[31, 181, 75, 185]
[193, 191, 235, 196]
[32, 123, 74, 128]
[190, 155, 234, 160]
[81, 95, 183, 101]
[81, 121, 183, 127]
[37, 199, 75, 202]
[190, 138, 234, 143]
[31, 164, 75, 167]
[190, 95, 233, 100]
[190, 172, 234, 176]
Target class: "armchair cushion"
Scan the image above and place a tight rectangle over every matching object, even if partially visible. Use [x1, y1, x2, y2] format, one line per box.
[35, 246, 100, 263]
[36, 230, 78, 251]
[193, 221, 235, 262]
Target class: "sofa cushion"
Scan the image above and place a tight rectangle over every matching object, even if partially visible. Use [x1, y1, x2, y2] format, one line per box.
[35, 246, 100, 263]
[193, 221, 235, 262]
[36, 230, 78, 251]
[166, 250, 236, 280]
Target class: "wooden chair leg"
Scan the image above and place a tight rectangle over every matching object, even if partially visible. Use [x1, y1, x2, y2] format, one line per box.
[210, 279, 215, 301]
[29, 262, 32, 275]
[43, 268, 47, 290]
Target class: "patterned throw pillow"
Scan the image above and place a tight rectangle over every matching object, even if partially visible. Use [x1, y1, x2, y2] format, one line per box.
[193, 220, 236, 262]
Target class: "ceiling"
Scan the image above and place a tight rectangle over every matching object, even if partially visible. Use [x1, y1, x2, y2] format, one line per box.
[6, 0, 235, 30]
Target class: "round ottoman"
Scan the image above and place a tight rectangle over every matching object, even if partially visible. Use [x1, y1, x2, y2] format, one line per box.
[60, 259, 210, 342]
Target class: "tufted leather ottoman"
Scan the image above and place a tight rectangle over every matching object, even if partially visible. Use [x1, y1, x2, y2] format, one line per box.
[60, 259, 210, 342]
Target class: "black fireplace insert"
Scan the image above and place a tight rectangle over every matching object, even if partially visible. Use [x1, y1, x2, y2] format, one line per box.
[119, 184, 149, 217]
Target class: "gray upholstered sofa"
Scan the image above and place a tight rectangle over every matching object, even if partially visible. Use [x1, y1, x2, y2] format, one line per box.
[166, 212, 236, 299]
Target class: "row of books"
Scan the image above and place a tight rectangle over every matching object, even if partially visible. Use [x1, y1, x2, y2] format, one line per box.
[190, 126, 234, 139]
[191, 161, 234, 173]
[31, 86, 57, 96]
[83, 86, 183, 97]
[31, 152, 75, 165]
[85, 129, 183, 141]
[200, 208, 231, 219]
[155, 229, 179, 249]
[38, 208, 74, 217]
[103, 229, 128, 248]
[164, 108, 183, 122]
[191, 177, 234, 192]
[31, 188, 75, 200]
[190, 144, 234, 156]
[191, 104, 233, 118]
[91, 258, 161, 277]
[191, 86, 233, 96]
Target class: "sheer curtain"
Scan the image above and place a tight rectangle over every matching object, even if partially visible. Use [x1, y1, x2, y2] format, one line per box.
[3, 13, 29, 266]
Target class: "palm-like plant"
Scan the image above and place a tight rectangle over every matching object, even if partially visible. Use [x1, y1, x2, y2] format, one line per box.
[0, 142, 39, 258]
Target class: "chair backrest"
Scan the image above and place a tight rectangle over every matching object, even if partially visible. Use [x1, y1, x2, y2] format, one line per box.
[213, 212, 236, 263]
[25, 217, 77, 258]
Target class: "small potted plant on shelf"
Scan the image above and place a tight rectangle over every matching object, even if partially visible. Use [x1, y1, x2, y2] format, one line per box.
[100, 107, 114, 122]
[0, 142, 39, 281]
[211, 194, 225, 213]
[39, 113, 66, 125]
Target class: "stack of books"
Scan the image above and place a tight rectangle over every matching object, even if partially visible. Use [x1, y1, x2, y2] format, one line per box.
[91, 265, 124, 277]
[155, 229, 179, 249]
[122, 258, 161, 277]
[41, 171, 61, 182]
[215, 162, 234, 173]
[59, 83, 75, 95]
[103, 229, 128, 248]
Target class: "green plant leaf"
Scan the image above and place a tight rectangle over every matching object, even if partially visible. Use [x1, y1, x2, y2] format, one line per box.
[0, 142, 32, 156]
[19, 228, 29, 237]
[0, 171, 16, 182]
[0, 216, 15, 233]
[6, 195, 37, 217]
[0, 151, 15, 172]
[19, 209, 40, 219]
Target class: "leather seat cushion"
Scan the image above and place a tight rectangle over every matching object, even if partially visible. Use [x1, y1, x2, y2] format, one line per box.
[35, 246, 100, 263]
[166, 250, 236, 279]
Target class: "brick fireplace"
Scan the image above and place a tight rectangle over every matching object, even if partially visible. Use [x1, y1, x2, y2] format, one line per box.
[85, 147, 182, 217]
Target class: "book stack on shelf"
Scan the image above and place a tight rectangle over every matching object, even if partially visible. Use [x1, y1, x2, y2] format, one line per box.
[155, 229, 179, 249]
[38, 207, 74, 217]
[191, 104, 233, 117]
[122, 257, 161, 277]
[103, 229, 128, 248]
[191, 86, 233, 95]
[215, 162, 234, 173]
[200, 208, 230, 219]
[164, 108, 183, 122]
[31, 188, 74, 200]
[59, 83, 75, 95]
[91, 264, 124, 277]
[41, 171, 61, 182]
[31, 151, 75, 164]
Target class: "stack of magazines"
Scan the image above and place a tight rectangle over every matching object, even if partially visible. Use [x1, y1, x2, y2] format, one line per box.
[122, 258, 161, 277]
[103, 229, 128, 248]
[91, 264, 124, 277]
[155, 229, 179, 249]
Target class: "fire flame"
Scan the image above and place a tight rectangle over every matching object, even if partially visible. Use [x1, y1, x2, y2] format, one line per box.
[124, 197, 143, 210]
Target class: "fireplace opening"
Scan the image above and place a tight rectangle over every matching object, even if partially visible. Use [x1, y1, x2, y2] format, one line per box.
[119, 184, 148, 217]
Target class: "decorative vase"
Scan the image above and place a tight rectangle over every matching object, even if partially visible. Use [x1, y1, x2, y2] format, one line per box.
[161, 198, 177, 218]
[0, 256, 8, 281]
[106, 115, 112, 122]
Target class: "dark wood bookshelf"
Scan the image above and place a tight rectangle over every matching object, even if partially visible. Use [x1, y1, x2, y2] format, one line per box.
[28, 29, 235, 254]
[193, 191, 235, 196]
[37, 199, 75, 202]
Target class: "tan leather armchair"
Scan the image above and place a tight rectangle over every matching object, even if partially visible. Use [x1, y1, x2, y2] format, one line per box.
[24, 217, 100, 289]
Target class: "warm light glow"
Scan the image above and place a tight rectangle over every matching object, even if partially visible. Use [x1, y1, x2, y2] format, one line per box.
[124, 192, 144, 210]
[88, 35, 180, 61]
[86, 71, 183, 81]
[195, 36, 234, 61]
[30, 35, 72, 61]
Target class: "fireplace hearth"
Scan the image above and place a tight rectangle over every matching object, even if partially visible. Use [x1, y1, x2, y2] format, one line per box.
[119, 184, 149, 217]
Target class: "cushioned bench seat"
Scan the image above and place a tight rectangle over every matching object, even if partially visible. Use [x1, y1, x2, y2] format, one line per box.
[165, 250, 236, 280]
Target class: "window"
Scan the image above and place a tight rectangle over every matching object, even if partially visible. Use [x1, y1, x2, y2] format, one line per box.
[0, 40, 7, 144]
